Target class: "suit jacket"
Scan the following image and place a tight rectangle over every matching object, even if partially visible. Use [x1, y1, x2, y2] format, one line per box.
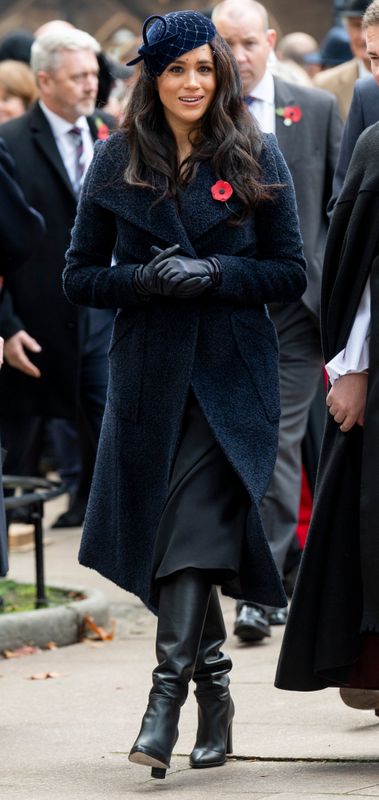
[63, 130, 306, 610]
[331, 75, 379, 205]
[314, 57, 360, 121]
[0, 138, 45, 275]
[0, 102, 114, 419]
[273, 77, 342, 317]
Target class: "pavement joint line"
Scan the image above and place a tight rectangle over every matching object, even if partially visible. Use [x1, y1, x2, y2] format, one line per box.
[112, 752, 379, 764]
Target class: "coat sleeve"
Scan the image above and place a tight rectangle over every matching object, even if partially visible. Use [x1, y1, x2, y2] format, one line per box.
[63, 142, 147, 309]
[0, 288, 25, 340]
[211, 134, 307, 306]
[0, 139, 46, 275]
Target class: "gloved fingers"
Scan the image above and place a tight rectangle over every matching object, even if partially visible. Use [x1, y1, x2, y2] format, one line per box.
[156, 266, 184, 295]
[149, 244, 181, 266]
[173, 276, 212, 297]
[157, 257, 194, 281]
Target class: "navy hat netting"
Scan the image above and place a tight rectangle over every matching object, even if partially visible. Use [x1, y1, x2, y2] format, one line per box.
[127, 11, 217, 77]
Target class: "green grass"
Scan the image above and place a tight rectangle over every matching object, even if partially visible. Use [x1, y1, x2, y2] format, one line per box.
[0, 581, 82, 613]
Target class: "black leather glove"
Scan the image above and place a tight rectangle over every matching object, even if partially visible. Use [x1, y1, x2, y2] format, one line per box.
[151, 251, 222, 299]
[133, 244, 181, 297]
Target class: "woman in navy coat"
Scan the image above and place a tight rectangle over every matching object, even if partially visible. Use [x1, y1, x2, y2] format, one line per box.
[64, 11, 306, 781]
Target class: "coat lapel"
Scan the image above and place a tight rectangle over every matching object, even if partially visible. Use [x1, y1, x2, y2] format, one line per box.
[29, 103, 76, 200]
[274, 78, 303, 159]
[95, 156, 239, 255]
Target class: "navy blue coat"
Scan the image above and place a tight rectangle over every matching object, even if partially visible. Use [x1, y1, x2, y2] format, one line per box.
[63, 130, 306, 612]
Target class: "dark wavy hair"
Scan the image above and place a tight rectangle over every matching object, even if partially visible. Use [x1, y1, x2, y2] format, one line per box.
[121, 34, 278, 222]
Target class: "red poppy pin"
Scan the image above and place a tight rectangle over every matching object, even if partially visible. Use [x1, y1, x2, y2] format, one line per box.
[94, 117, 110, 140]
[275, 105, 302, 127]
[211, 180, 234, 202]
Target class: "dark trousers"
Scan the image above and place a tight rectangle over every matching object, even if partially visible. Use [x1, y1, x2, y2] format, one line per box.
[261, 301, 324, 577]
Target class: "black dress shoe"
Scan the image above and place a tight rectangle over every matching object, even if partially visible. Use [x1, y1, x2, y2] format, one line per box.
[234, 603, 271, 642]
[268, 607, 288, 626]
[51, 508, 86, 528]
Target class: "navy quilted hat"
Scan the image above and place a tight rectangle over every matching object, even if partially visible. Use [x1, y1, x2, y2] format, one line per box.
[127, 11, 217, 77]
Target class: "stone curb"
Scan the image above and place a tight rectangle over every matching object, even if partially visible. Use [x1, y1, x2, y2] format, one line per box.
[0, 586, 110, 651]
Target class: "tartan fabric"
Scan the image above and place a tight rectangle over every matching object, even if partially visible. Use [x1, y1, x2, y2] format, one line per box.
[127, 11, 216, 77]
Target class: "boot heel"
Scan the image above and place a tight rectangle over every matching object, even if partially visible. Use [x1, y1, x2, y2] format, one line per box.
[226, 721, 233, 755]
[151, 768, 166, 779]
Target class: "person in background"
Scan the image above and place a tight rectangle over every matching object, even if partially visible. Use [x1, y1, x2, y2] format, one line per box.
[212, 0, 342, 642]
[303, 25, 353, 76]
[276, 32, 321, 79]
[314, 0, 372, 120]
[0, 60, 38, 124]
[0, 139, 45, 578]
[0, 30, 34, 64]
[63, 9, 306, 779]
[0, 28, 114, 528]
[331, 0, 379, 204]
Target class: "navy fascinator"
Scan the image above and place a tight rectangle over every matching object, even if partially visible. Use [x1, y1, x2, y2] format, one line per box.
[127, 11, 217, 77]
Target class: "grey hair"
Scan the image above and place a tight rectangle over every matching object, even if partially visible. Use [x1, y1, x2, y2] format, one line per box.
[31, 28, 100, 73]
[363, 0, 379, 29]
[212, 0, 270, 32]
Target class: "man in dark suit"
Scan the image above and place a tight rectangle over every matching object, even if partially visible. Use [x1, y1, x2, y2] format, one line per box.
[0, 140, 45, 577]
[331, 74, 379, 204]
[332, 1, 379, 203]
[0, 27, 114, 527]
[213, 0, 342, 640]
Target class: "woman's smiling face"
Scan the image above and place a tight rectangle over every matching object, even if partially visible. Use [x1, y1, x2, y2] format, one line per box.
[156, 44, 217, 134]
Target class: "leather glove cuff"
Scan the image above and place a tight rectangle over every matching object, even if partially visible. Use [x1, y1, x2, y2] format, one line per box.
[133, 264, 151, 297]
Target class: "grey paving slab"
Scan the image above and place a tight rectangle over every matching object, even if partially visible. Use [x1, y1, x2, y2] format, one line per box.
[3, 503, 379, 798]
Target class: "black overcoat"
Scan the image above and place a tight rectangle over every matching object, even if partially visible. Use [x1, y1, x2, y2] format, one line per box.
[276, 123, 379, 691]
[0, 139, 45, 276]
[63, 130, 307, 612]
[0, 103, 114, 419]
[0, 139, 45, 577]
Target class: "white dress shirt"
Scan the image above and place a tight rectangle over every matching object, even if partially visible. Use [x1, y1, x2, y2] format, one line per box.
[326, 277, 371, 384]
[244, 70, 276, 134]
[39, 101, 94, 187]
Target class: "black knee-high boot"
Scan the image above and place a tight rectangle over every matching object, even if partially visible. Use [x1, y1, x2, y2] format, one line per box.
[129, 569, 212, 778]
[190, 586, 234, 768]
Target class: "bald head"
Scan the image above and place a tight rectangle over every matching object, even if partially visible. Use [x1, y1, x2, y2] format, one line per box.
[277, 32, 319, 64]
[212, 0, 269, 31]
[212, 0, 276, 93]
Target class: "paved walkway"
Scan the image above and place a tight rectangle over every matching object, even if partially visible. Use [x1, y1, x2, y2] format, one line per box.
[1, 495, 379, 799]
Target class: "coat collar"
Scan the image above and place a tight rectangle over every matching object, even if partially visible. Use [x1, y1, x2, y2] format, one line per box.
[93, 150, 241, 256]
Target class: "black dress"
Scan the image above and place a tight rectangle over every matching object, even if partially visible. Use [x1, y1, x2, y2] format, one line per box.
[151, 391, 250, 603]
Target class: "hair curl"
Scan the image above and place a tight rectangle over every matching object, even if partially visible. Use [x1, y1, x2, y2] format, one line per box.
[121, 35, 278, 223]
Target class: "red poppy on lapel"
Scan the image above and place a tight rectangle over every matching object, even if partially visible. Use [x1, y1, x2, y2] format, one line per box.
[94, 117, 110, 140]
[276, 105, 302, 126]
[211, 180, 233, 202]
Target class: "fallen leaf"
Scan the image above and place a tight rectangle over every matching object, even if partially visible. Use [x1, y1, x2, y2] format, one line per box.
[43, 641, 58, 650]
[81, 638, 104, 648]
[28, 671, 64, 680]
[81, 615, 116, 642]
[3, 645, 39, 658]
